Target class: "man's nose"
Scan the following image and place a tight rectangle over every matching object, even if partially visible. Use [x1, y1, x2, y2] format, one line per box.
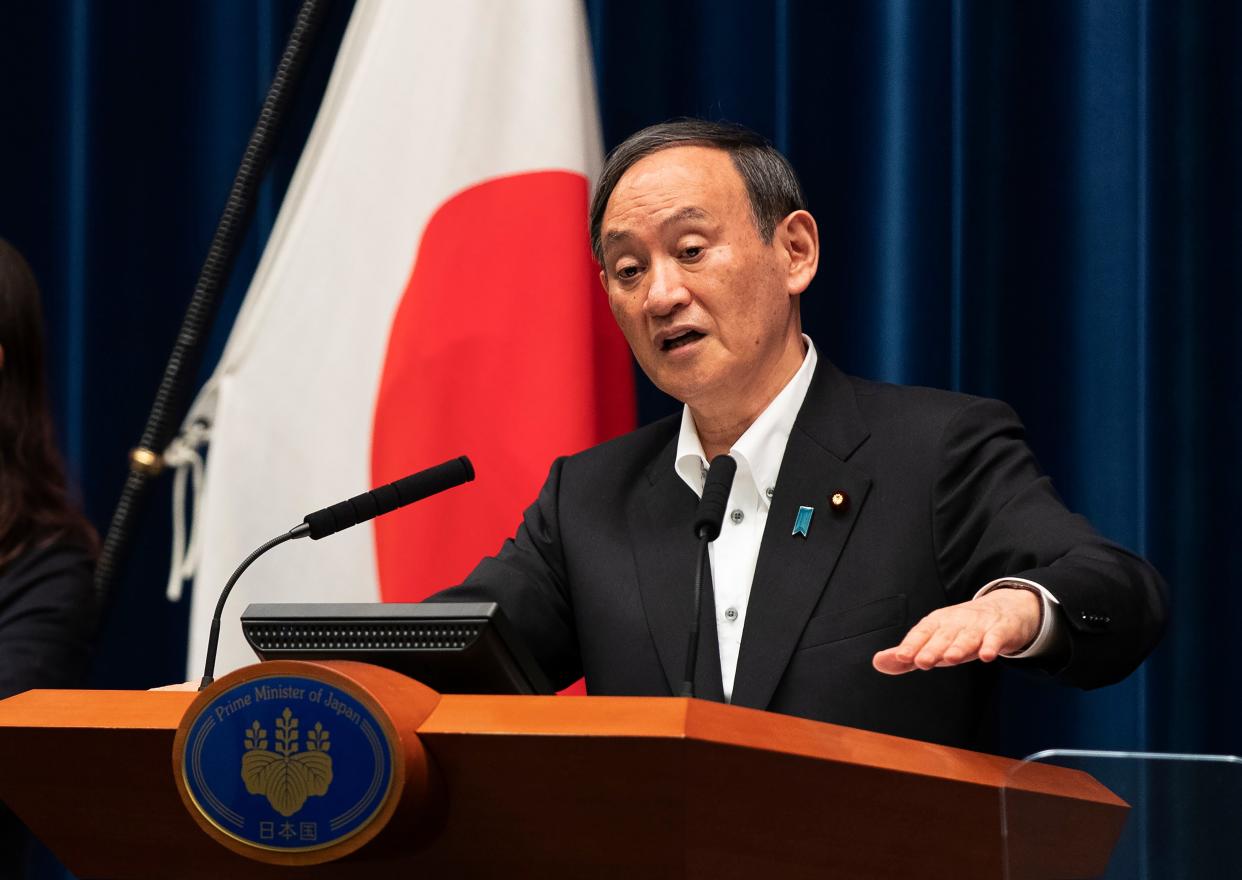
[642, 259, 691, 317]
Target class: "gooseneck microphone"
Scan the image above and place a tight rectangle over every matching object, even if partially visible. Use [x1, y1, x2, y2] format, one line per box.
[198, 456, 474, 689]
[302, 456, 474, 539]
[681, 454, 737, 698]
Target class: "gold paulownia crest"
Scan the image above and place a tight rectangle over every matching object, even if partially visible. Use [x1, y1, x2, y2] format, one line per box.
[241, 707, 333, 817]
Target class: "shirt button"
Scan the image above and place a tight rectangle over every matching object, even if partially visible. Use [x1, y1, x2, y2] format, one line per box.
[730, 509, 744, 524]
[765, 487, 774, 499]
[724, 607, 738, 622]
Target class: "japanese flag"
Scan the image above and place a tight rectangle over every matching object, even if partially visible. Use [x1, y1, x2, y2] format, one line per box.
[177, 0, 634, 678]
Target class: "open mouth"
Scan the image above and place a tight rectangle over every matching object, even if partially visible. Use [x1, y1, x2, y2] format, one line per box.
[661, 330, 705, 351]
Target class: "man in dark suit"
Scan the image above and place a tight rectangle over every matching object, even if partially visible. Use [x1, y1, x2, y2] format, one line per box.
[441, 120, 1166, 749]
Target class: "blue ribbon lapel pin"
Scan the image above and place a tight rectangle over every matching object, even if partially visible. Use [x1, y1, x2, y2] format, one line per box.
[792, 505, 814, 538]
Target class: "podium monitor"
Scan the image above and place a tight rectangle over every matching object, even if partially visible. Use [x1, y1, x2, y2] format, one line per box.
[240, 601, 553, 695]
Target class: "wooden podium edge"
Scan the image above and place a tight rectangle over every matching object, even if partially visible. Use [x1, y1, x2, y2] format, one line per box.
[0, 678, 1129, 877]
[415, 692, 1125, 808]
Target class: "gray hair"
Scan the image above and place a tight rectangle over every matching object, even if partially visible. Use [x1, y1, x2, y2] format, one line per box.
[589, 118, 807, 264]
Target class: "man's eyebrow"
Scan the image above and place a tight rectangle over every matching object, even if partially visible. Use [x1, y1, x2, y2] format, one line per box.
[603, 228, 633, 251]
[659, 206, 712, 228]
[602, 207, 714, 253]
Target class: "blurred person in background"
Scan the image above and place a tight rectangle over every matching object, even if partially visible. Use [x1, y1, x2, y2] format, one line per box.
[0, 238, 99, 878]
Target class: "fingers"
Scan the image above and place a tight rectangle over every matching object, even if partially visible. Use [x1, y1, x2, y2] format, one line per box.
[977, 626, 1011, 663]
[874, 616, 980, 675]
[914, 624, 965, 669]
[872, 616, 957, 675]
[872, 591, 1040, 675]
[872, 647, 915, 674]
[149, 680, 199, 692]
[941, 625, 987, 666]
[872, 619, 937, 674]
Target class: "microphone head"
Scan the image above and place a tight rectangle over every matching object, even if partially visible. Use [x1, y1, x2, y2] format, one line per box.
[692, 454, 737, 541]
[303, 455, 475, 540]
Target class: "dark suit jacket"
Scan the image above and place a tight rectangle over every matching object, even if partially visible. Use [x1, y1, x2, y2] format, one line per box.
[0, 539, 97, 877]
[0, 540, 96, 701]
[442, 359, 1167, 749]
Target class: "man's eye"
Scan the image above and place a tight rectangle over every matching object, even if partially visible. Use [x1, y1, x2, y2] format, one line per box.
[616, 264, 641, 280]
[681, 245, 703, 259]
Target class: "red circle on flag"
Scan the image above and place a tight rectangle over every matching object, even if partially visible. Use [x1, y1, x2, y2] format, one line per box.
[371, 170, 634, 602]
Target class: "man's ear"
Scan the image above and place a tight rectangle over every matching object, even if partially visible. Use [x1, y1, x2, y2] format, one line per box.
[598, 268, 608, 293]
[778, 210, 819, 296]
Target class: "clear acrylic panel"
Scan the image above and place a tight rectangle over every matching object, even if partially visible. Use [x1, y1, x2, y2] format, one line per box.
[1000, 750, 1242, 879]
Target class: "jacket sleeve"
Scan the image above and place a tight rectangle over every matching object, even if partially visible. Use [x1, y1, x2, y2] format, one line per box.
[931, 397, 1168, 689]
[428, 457, 583, 689]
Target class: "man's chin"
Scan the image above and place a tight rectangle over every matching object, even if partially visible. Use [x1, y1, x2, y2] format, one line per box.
[650, 372, 722, 410]
[638, 345, 733, 404]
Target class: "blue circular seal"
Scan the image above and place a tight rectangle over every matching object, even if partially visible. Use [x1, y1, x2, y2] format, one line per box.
[181, 674, 394, 852]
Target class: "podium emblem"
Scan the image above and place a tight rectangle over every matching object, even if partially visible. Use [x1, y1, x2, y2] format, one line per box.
[240, 708, 334, 816]
[180, 674, 393, 852]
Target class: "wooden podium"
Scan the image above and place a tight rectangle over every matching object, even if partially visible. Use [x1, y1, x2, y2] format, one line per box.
[0, 660, 1126, 879]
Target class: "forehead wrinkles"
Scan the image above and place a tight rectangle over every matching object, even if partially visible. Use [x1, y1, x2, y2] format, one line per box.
[606, 189, 681, 231]
[602, 153, 746, 251]
[604, 204, 716, 255]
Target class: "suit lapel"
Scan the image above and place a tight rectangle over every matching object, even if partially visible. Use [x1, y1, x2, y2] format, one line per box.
[628, 441, 726, 702]
[729, 361, 873, 711]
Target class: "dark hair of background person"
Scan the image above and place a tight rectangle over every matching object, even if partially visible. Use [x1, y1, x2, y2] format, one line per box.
[0, 238, 98, 571]
[588, 118, 808, 265]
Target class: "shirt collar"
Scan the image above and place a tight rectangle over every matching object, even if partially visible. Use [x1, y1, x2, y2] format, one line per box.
[674, 336, 818, 505]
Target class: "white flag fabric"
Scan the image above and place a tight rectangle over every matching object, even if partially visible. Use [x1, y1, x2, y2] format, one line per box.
[176, 0, 633, 678]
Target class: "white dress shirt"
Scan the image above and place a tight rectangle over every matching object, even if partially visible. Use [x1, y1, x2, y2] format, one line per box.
[674, 338, 819, 701]
[674, 336, 1058, 702]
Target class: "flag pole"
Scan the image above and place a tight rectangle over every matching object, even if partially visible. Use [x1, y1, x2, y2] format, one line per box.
[94, 0, 332, 608]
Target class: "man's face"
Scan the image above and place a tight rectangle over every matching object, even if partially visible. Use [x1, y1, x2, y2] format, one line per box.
[597, 145, 804, 411]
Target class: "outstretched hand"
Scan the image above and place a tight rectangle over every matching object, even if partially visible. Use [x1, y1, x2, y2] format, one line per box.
[872, 588, 1041, 675]
[149, 681, 200, 692]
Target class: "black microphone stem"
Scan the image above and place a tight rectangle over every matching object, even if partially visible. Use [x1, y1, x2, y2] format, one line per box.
[682, 454, 737, 701]
[681, 535, 711, 698]
[198, 522, 310, 690]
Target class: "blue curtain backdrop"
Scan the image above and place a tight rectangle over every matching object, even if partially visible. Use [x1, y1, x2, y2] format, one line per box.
[1, 0, 1238, 769]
